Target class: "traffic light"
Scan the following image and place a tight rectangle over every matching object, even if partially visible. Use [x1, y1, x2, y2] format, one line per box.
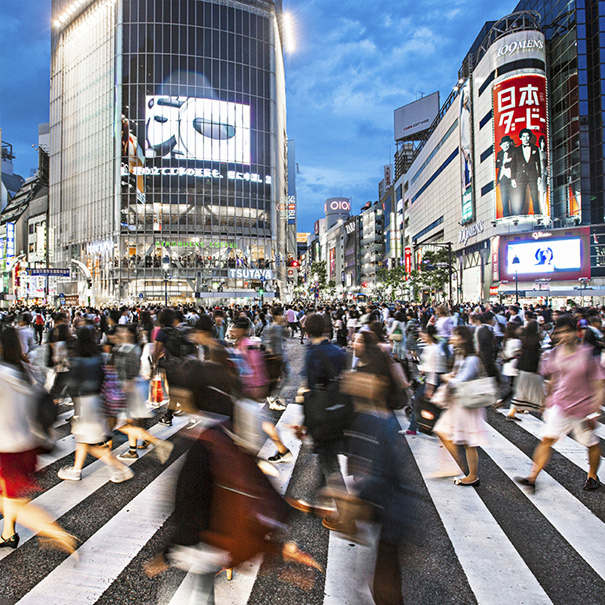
[259, 288, 264, 297]
[291, 260, 299, 268]
[362, 282, 368, 288]
[86, 278, 93, 289]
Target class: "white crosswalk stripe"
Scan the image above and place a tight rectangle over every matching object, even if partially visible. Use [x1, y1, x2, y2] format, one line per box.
[3, 403, 605, 604]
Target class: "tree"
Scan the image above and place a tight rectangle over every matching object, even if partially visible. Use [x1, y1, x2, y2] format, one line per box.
[310, 261, 327, 288]
[418, 248, 451, 301]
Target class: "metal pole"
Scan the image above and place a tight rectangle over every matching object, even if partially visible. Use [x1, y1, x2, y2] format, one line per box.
[515, 270, 519, 304]
[164, 271, 168, 307]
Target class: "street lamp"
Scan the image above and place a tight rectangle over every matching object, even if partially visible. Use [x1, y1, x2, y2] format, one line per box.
[161, 255, 170, 307]
[512, 255, 520, 304]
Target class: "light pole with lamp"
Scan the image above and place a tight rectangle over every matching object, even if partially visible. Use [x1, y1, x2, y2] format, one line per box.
[162, 255, 170, 307]
[512, 255, 520, 304]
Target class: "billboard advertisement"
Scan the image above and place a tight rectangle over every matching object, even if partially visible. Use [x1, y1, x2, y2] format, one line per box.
[498, 228, 590, 281]
[145, 96, 251, 164]
[493, 74, 549, 219]
[459, 80, 474, 224]
[329, 247, 336, 280]
[394, 92, 440, 140]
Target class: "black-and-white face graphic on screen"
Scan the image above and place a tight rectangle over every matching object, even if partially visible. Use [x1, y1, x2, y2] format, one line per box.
[145, 96, 251, 164]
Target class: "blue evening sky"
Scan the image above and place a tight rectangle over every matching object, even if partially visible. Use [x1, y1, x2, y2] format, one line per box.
[1, 0, 517, 231]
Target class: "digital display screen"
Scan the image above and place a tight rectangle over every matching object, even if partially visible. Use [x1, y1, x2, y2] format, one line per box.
[145, 96, 251, 164]
[507, 238, 581, 275]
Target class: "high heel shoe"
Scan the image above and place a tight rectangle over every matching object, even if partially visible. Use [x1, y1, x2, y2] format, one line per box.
[0, 533, 19, 549]
[453, 477, 480, 486]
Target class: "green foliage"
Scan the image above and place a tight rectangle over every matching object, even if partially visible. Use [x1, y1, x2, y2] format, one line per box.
[418, 248, 451, 298]
[310, 261, 327, 288]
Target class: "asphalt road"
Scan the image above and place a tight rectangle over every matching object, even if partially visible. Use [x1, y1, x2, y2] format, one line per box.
[2, 337, 605, 604]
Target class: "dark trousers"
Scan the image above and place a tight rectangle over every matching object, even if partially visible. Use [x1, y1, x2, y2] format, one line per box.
[374, 538, 403, 605]
[315, 441, 347, 514]
[34, 325, 44, 345]
[512, 179, 539, 216]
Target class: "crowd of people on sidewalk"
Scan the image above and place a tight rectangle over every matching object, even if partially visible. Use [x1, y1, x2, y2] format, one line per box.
[0, 297, 604, 604]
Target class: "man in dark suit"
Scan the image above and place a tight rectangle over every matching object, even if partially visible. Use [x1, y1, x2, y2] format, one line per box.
[511, 128, 542, 216]
[495, 135, 516, 217]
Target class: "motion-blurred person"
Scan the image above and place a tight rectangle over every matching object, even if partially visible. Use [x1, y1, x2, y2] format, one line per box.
[516, 316, 605, 493]
[388, 311, 407, 362]
[57, 328, 134, 483]
[144, 360, 322, 602]
[433, 326, 488, 486]
[507, 321, 542, 421]
[406, 325, 448, 435]
[113, 325, 174, 463]
[500, 322, 521, 411]
[17, 313, 36, 358]
[0, 327, 76, 554]
[287, 313, 350, 532]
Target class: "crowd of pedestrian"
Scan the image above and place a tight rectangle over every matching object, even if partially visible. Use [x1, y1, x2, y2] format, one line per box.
[0, 297, 604, 604]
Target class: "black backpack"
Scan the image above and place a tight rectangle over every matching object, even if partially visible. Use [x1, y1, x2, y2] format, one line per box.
[161, 326, 198, 387]
[302, 348, 354, 443]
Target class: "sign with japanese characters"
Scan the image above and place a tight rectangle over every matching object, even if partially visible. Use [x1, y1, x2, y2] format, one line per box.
[493, 74, 549, 219]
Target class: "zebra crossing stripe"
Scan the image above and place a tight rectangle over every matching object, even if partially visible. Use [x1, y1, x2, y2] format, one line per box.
[0, 417, 187, 563]
[482, 423, 605, 579]
[16, 458, 185, 605]
[404, 434, 552, 605]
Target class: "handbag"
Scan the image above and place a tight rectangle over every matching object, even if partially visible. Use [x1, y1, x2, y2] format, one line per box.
[511, 370, 545, 412]
[454, 376, 499, 409]
[389, 331, 403, 342]
[72, 394, 108, 444]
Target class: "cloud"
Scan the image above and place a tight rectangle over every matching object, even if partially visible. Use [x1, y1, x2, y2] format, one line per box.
[286, 0, 519, 230]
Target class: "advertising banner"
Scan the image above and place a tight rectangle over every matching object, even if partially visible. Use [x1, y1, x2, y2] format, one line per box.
[498, 228, 590, 281]
[394, 92, 440, 140]
[493, 74, 549, 219]
[491, 236, 500, 282]
[404, 247, 412, 280]
[459, 80, 474, 224]
[329, 247, 336, 279]
[288, 195, 296, 225]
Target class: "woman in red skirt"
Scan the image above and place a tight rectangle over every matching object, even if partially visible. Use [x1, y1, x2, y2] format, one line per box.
[0, 327, 76, 553]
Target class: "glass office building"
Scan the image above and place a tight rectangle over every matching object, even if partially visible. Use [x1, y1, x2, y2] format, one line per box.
[512, 0, 605, 274]
[49, 0, 287, 302]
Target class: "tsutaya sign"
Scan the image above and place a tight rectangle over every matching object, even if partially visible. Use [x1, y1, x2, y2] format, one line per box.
[228, 268, 275, 280]
[458, 220, 485, 244]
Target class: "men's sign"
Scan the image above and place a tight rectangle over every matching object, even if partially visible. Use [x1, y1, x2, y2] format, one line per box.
[228, 268, 274, 280]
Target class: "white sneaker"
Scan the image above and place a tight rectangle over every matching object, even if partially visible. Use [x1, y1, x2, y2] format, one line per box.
[111, 466, 134, 483]
[153, 440, 175, 464]
[269, 399, 287, 411]
[58, 466, 81, 481]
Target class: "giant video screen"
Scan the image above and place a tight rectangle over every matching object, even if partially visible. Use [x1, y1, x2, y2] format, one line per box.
[499, 228, 590, 281]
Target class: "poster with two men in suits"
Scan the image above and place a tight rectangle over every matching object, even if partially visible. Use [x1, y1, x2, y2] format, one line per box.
[493, 73, 549, 219]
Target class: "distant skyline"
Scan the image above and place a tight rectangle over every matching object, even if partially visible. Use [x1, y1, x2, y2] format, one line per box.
[0, 1, 518, 231]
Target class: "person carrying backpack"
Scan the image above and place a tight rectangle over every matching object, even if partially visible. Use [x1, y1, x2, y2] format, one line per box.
[33, 310, 45, 346]
[288, 313, 351, 533]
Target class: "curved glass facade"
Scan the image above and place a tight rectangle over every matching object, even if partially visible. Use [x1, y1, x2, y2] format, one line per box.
[50, 0, 287, 302]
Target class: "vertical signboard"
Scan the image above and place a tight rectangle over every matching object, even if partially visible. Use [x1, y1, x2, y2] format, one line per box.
[287, 195, 296, 225]
[493, 74, 549, 219]
[6, 223, 15, 258]
[404, 247, 412, 280]
[491, 236, 500, 282]
[329, 247, 336, 280]
[384, 164, 393, 189]
[459, 80, 474, 224]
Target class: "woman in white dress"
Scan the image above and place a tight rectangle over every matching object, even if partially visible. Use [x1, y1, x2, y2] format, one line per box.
[433, 326, 488, 486]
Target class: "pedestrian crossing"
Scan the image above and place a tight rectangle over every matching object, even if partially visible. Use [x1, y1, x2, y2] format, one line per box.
[2, 400, 605, 604]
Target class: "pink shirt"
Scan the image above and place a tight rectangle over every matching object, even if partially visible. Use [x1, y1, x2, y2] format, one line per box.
[540, 344, 605, 418]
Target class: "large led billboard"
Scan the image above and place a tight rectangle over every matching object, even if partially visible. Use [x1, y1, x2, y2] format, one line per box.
[145, 96, 251, 164]
[498, 228, 590, 281]
[493, 73, 549, 219]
